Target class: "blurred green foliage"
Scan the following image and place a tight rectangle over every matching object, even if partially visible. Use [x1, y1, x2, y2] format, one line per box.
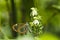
[0, 0, 60, 40]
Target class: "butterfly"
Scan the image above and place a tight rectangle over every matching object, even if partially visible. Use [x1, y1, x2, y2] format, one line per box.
[12, 23, 32, 34]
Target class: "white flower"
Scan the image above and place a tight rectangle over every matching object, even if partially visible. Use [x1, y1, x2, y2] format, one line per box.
[33, 20, 39, 25]
[30, 7, 38, 16]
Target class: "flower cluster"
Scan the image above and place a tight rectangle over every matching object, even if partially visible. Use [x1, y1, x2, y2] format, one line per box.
[29, 7, 43, 36]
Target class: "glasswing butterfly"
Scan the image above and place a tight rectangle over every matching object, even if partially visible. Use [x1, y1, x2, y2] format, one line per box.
[12, 22, 32, 34]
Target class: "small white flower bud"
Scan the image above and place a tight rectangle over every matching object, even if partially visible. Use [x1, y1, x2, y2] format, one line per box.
[33, 17, 37, 19]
